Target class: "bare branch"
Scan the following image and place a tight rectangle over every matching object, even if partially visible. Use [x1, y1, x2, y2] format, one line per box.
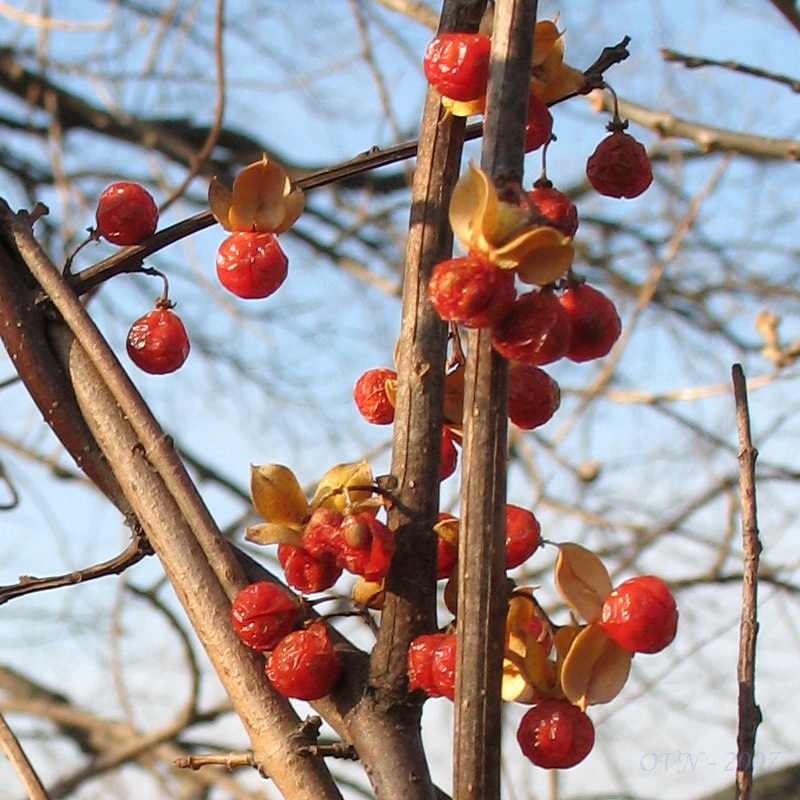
[368, 0, 439, 29]
[661, 47, 800, 93]
[454, 1, 536, 797]
[597, 93, 800, 160]
[0, 711, 50, 800]
[0, 531, 151, 605]
[731, 364, 763, 800]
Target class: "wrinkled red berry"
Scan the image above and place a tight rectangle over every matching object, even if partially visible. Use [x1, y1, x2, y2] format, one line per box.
[492, 291, 572, 366]
[337, 513, 395, 582]
[599, 575, 678, 654]
[428, 256, 516, 329]
[440, 426, 458, 481]
[559, 284, 621, 363]
[586, 129, 653, 199]
[423, 33, 491, 102]
[301, 508, 345, 563]
[505, 504, 542, 569]
[126, 307, 190, 375]
[430, 633, 457, 700]
[353, 368, 396, 425]
[266, 623, 343, 700]
[230, 582, 299, 652]
[95, 182, 158, 245]
[216, 231, 288, 299]
[517, 699, 595, 769]
[524, 95, 554, 153]
[527, 184, 578, 238]
[508, 363, 561, 430]
[278, 544, 342, 594]
[407, 632, 448, 696]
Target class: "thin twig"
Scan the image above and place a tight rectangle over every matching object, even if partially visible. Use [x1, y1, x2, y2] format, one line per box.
[174, 752, 261, 772]
[297, 743, 359, 761]
[0, 711, 51, 800]
[160, 0, 227, 211]
[0, 528, 151, 605]
[731, 364, 763, 800]
[661, 47, 800, 93]
[0, 458, 19, 509]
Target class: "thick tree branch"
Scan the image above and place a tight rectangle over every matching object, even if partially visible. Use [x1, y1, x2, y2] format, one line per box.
[349, 2, 487, 799]
[0, 204, 344, 800]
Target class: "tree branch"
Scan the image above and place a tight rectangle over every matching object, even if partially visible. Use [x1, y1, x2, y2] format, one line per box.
[453, 2, 534, 797]
[0, 711, 50, 800]
[661, 47, 800, 93]
[731, 364, 763, 800]
[600, 94, 800, 160]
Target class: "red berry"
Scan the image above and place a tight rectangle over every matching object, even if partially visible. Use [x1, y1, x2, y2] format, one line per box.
[524, 95, 554, 153]
[430, 633, 457, 700]
[353, 368, 396, 425]
[126, 307, 190, 375]
[559, 284, 621, 363]
[599, 575, 678, 654]
[407, 632, 448, 696]
[266, 622, 343, 700]
[423, 33, 491, 102]
[527, 184, 578, 238]
[492, 291, 572, 366]
[440, 426, 458, 481]
[504, 504, 542, 569]
[586, 129, 653, 199]
[300, 508, 345, 563]
[508, 363, 560, 430]
[517, 699, 595, 769]
[95, 182, 158, 245]
[278, 544, 342, 594]
[216, 231, 288, 299]
[428, 256, 516, 329]
[337, 513, 395, 582]
[230, 582, 299, 652]
[436, 537, 458, 580]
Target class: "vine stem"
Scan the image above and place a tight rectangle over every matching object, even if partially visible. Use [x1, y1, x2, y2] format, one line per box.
[731, 364, 763, 800]
[454, 2, 536, 799]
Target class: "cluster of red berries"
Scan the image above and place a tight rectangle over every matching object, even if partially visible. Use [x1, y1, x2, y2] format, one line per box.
[230, 582, 342, 700]
[427, 264, 621, 429]
[279, 507, 395, 595]
[433, 504, 541, 586]
[422, 31, 654, 198]
[423, 34, 554, 154]
[92, 181, 290, 376]
[352, 367, 460, 480]
[92, 182, 192, 376]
